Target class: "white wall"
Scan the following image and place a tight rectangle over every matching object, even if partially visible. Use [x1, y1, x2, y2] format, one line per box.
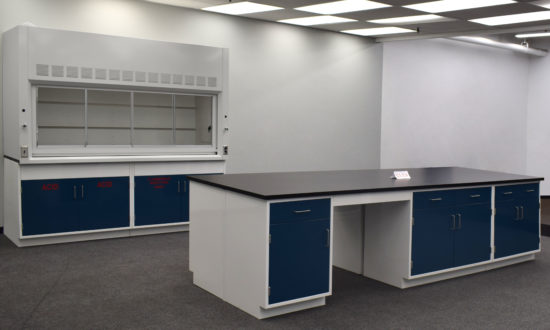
[526, 39, 550, 195]
[380, 38, 530, 175]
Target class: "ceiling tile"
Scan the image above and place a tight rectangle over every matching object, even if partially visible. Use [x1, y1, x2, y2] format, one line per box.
[439, 3, 545, 20]
[338, 6, 429, 20]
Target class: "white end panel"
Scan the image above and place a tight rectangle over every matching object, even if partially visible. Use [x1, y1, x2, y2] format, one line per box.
[26, 26, 224, 92]
[333, 205, 363, 274]
[363, 201, 411, 288]
[223, 190, 268, 318]
[4, 159, 21, 244]
[189, 181, 226, 298]
[2, 27, 26, 160]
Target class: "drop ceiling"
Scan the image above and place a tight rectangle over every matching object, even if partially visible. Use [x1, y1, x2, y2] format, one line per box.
[146, 0, 550, 42]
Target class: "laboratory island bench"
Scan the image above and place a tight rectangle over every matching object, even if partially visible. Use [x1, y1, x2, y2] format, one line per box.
[187, 167, 543, 319]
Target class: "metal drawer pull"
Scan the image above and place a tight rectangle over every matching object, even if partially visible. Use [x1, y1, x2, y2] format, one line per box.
[503, 192, 513, 195]
[515, 206, 520, 220]
[81, 184, 84, 198]
[457, 214, 462, 229]
[184, 181, 187, 193]
[470, 194, 481, 198]
[526, 189, 535, 192]
[430, 198, 443, 201]
[451, 214, 456, 230]
[326, 228, 330, 247]
[73, 185, 77, 200]
[294, 209, 311, 214]
[177, 180, 181, 193]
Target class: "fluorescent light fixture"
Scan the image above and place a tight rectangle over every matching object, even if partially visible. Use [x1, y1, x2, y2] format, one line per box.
[296, 0, 389, 15]
[405, 0, 515, 13]
[515, 31, 550, 38]
[279, 16, 356, 26]
[451, 36, 547, 56]
[203, 1, 282, 15]
[342, 27, 415, 36]
[470, 11, 550, 26]
[368, 14, 444, 24]
[534, 0, 550, 10]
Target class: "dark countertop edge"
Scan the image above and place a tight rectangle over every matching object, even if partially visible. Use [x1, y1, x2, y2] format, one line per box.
[188, 176, 544, 201]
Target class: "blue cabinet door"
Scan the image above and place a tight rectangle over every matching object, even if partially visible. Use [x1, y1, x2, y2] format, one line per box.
[135, 175, 188, 226]
[411, 207, 454, 275]
[21, 179, 79, 236]
[79, 177, 130, 230]
[495, 184, 540, 258]
[453, 204, 491, 267]
[268, 218, 330, 304]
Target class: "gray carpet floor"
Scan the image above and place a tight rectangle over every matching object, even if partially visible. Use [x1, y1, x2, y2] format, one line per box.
[1, 233, 549, 330]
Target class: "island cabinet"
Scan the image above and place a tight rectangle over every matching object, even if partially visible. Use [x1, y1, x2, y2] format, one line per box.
[494, 183, 540, 259]
[21, 177, 130, 236]
[268, 199, 331, 305]
[411, 187, 492, 276]
[134, 175, 190, 226]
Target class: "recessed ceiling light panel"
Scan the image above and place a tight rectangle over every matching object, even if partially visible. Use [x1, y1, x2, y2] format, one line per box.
[203, 1, 282, 15]
[404, 0, 515, 13]
[369, 14, 445, 25]
[342, 27, 416, 36]
[296, 0, 390, 15]
[470, 11, 550, 26]
[279, 16, 356, 26]
[515, 31, 550, 38]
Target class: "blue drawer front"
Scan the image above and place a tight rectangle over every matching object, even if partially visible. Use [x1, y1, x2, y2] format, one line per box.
[413, 190, 456, 209]
[270, 199, 330, 225]
[455, 187, 491, 205]
[495, 183, 538, 202]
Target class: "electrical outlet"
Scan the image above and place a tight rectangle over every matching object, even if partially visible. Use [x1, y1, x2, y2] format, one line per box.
[21, 146, 28, 158]
[223, 145, 228, 155]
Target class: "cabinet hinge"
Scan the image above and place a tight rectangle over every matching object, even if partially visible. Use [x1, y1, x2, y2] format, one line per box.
[268, 286, 271, 296]
[410, 260, 413, 270]
[412, 217, 414, 226]
[492, 246, 495, 254]
[493, 208, 496, 216]
[269, 234, 271, 244]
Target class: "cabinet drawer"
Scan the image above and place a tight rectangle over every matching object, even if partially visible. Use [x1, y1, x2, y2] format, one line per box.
[495, 183, 538, 202]
[270, 199, 330, 225]
[413, 190, 456, 209]
[455, 187, 491, 205]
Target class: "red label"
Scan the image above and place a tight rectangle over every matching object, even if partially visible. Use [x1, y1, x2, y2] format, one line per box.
[97, 181, 113, 188]
[148, 177, 171, 186]
[42, 183, 59, 191]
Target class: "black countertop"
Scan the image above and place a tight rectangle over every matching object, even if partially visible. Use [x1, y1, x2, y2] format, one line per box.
[188, 167, 543, 200]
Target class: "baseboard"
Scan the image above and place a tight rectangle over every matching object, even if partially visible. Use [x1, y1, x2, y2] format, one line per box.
[542, 224, 550, 237]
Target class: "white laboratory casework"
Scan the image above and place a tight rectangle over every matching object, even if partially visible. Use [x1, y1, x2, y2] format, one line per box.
[2, 25, 229, 246]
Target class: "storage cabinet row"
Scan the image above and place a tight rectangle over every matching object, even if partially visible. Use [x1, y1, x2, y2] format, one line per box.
[21, 175, 191, 236]
[269, 182, 540, 305]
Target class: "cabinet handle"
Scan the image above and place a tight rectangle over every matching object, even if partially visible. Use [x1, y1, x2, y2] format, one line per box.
[520, 206, 524, 220]
[184, 181, 187, 193]
[294, 209, 311, 214]
[515, 206, 520, 220]
[178, 180, 181, 193]
[73, 185, 77, 200]
[430, 198, 443, 201]
[457, 214, 462, 230]
[325, 228, 330, 247]
[450, 214, 456, 230]
[503, 192, 513, 195]
[81, 184, 84, 199]
[470, 194, 481, 198]
[526, 189, 535, 193]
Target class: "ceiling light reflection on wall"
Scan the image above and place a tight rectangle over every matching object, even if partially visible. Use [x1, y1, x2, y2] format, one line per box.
[515, 31, 550, 38]
[279, 16, 356, 26]
[203, 1, 282, 15]
[296, 0, 389, 15]
[404, 0, 515, 13]
[342, 27, 415, 36]
[368, 14, 444, 24]
[470, 11, 550, 26]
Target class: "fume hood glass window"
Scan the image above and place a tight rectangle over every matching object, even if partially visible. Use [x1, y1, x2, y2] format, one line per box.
[175, 94, 213, 145]
[87, 90, 132, 145]
[34, 86, 216, 151]
[36, 87, 85, 145]
[133, 92, 173, 145]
